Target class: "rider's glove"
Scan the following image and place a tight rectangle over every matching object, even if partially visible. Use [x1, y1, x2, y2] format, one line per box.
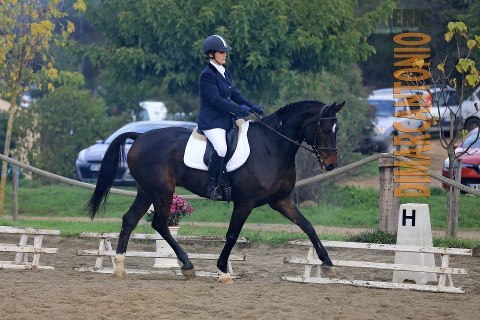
[250, 105, 265, 116]
[237, 105, 252, 117]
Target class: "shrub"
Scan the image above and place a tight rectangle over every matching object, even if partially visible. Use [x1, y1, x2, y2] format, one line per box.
[18, 87, 109, 178]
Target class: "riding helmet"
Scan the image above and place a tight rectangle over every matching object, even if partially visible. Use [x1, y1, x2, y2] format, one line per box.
[203, 35, 232, 54]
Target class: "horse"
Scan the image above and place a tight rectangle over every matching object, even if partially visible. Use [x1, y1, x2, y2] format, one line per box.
[86, 100, 344, 280]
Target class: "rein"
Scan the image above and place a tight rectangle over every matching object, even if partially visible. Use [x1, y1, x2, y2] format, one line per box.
[250, 111, 337, 166]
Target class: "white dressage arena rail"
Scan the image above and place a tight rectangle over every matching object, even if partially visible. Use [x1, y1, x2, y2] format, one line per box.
[0, 226, 60, 270]
[283, 240, 472, 294]
[75, 232, 248, 278]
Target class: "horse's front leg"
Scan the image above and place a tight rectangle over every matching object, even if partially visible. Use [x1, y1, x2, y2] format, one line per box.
[115, 193, 151, 278]
[269, 197, 335, 276]
[217, 202, 253, 281]
[151, 207, 195, 277]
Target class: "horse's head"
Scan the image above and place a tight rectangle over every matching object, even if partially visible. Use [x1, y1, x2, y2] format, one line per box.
[302, 101, 344, 171]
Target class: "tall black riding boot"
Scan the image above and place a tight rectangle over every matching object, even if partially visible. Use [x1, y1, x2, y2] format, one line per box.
[206, 152, 224, 200]
[218, 164, 232, 202]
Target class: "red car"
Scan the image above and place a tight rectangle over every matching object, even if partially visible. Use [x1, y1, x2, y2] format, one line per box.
[442, 128, 480, 190]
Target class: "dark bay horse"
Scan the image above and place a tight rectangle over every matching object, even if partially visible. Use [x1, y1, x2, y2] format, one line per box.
[86, 100, 344, 279]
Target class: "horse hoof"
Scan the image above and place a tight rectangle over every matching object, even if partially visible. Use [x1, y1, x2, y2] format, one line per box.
[321, 265, 337, 278]
[113, 269, 127, 279]
[218, 272, 234, 284]
[181, 268, 196, 278]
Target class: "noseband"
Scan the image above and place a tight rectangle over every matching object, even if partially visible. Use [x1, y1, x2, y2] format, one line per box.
[306, 115, 338, 167]
[251, 112, 337, 168]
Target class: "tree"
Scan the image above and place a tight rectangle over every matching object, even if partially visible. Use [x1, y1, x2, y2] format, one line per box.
[290, 68, 372, 202]
[360, 0, 474, 89]
[402, 22, 479, 237]
[78, 0, 394, 114]
[438, 22, 479, 237]
[0, 0, 87, 217]
[17, 81, 109, 179]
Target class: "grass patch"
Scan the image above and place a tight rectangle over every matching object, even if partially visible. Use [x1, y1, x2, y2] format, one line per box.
[2, 181, 480, 230]
[345, 230, 397, 244]
[2, 218, 478, 248]
[4, 182, 135, 217]
[0, 218, 152, 237]
[345, 230, 480, 249]
[177, 224, 345, 245]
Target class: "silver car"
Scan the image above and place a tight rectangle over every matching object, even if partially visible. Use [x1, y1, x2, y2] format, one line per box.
[76, 120, 197, 184]
[364, 89, 424, 153]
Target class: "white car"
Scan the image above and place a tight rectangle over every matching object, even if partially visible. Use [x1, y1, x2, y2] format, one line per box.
[461, 86, 480, 132]
[364, 89, 424, 153]
[425, 86, 461, 133]
[378, 86, 462, 134]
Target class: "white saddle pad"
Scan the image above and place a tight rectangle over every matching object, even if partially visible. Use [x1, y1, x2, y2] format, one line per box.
[183, 120, 250, 172]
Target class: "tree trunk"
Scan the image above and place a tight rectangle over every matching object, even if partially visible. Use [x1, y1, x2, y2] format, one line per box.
[0, 88, 19, 217]
[446, 159, 462, 238]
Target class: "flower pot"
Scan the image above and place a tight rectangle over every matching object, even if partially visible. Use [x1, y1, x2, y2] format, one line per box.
[153, 226, 180, 268]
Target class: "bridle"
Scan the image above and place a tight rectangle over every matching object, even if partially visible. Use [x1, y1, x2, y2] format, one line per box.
[250, 111, 338, 167]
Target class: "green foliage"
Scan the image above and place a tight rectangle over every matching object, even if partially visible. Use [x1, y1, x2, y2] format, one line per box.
[344, 229, 480, 249]
[17, 87, 109, 178]
[433, 237, 480, 250]
[360, 1, 480, 89]
[285, 68, 372, 201]
[78, 0, 393, 113]
[345, 230, 397, 244]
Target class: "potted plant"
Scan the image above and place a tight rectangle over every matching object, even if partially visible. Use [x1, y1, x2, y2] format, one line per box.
[145, 193, 194, 226]
[145, 194, 194, 268]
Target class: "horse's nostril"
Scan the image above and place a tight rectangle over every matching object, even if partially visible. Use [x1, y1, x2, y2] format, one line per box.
[326, 163, 337, 171]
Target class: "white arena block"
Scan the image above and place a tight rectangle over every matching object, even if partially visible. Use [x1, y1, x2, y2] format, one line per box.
[153, 230, 180, 269]
[393, 203, 437, 285]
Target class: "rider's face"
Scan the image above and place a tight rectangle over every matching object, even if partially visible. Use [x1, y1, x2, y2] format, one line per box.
[214, 51, 227, 65]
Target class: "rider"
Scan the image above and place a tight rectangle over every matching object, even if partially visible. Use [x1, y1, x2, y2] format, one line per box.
[198, 34, 264, 200]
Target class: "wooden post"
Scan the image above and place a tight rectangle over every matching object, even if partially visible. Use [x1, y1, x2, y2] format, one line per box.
[379, 158, 399, 233]
[447, 159, 461, 238]
[12, 165, 19, 221]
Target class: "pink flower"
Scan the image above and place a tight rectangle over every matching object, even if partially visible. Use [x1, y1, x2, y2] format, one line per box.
[168, 193, 194, 226]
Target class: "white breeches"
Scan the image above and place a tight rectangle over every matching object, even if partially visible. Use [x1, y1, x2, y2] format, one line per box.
[203, 128, 227, 157]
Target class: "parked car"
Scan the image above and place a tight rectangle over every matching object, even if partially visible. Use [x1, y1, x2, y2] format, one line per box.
[461, 85, 480, 132]
[361, 88, 423, 153]
[425, 85, 461, 134]
[76, 120, 197, 185]
[442, 127, 480, 190]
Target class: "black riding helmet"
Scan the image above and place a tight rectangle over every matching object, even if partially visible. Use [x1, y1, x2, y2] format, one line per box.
[203, 35, 232, 54]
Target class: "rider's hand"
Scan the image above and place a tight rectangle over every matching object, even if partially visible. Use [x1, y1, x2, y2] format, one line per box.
[237, 105, 252, 117]
[250, 105, 265, 116]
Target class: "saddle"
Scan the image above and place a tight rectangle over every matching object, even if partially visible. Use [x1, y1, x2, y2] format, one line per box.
[183, 120, 251, 172]
[199, 121, 240, 166]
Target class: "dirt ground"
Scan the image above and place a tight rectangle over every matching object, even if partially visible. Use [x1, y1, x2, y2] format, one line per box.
[0, 236, 478, 320]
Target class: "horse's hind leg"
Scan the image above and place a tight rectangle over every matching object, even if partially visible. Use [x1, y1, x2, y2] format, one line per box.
[150, 196, 195, 277]
[114, 191, 151, 278]
[269, 197, 335, 276]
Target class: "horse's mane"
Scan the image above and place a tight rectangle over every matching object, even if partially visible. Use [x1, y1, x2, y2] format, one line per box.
[257, 100, 326, 128]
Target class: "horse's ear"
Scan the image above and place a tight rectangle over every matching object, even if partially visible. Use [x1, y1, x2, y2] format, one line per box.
[331, 101, 345, 113]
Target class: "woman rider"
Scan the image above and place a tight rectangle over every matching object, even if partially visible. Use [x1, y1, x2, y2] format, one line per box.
[198, 35, 264, 200]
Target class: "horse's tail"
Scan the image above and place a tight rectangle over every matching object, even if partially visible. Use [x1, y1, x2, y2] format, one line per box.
[86, 132, 141, 220]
